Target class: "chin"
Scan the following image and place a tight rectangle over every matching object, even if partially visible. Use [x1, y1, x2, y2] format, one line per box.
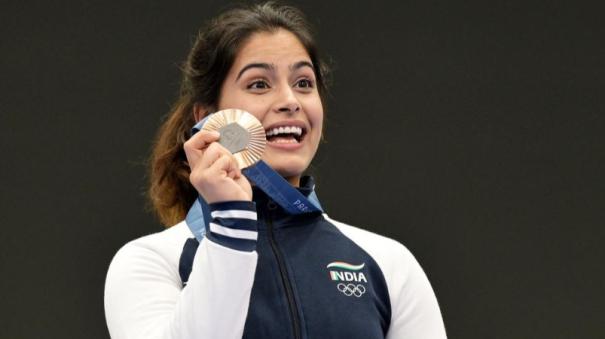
[265, 159, 308, 182]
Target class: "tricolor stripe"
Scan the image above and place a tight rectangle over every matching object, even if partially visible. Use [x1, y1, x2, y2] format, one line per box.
[326, 261, 365, 271]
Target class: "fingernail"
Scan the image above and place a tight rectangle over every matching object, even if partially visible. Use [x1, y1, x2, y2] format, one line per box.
[210, 131, 220, 138]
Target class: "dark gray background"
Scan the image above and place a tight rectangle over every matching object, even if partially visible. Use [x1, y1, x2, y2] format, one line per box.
[1, 0, 603, 338]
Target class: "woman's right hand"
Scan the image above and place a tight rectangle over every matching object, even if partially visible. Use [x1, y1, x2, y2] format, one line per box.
[184, 130, 253, 203]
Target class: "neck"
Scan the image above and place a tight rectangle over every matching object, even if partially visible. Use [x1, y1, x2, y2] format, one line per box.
[285, 175, 301, 187]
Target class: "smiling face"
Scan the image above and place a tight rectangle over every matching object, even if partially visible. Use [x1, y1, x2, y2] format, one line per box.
[214, 29, 324, 186]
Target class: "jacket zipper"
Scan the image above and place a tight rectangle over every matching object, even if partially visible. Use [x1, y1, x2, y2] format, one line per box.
[267, 216, 302, 339]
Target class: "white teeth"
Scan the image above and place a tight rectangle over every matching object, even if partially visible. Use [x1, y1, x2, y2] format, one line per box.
[265, 126, 303, 137]
[272, 138, 298, 144]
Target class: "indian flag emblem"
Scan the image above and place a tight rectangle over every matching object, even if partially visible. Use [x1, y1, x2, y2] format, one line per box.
[326, 261, 365, 271]
[327, 261, 367, 283]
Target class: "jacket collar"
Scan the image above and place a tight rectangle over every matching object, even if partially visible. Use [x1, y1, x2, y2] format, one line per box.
[253, 176, 324, 228]
[252, 175, 315, 202]
[186, 176, 322, 239]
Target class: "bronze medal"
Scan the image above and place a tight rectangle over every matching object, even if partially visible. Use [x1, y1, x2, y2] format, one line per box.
[201, 109, 266, 169]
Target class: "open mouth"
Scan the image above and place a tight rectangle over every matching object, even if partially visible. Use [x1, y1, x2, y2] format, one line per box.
[265, 125, 307, 144]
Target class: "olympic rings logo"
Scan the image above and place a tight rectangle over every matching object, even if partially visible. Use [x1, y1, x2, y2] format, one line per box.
[337, 283, 366, 297]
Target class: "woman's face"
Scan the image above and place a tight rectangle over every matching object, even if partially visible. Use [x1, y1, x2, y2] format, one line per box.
[215, 29, 324, 186]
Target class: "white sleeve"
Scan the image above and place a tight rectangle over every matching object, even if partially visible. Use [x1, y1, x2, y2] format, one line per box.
[327, 217, 447, 339]
[104, 201, 258, 339]
[385, 247, 447, 339]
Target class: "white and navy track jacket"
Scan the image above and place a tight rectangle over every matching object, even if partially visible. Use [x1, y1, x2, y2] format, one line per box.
[105, 179, 447, 338]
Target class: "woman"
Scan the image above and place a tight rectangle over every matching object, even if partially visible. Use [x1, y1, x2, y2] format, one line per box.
[104, 2, 447, 338]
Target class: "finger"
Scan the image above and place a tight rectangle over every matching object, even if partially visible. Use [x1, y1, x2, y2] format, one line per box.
[198, 142, 234, 169]
[231, 166, 244, 180]
[184, 130, 220, 152]
[207, 153, 237, 177]
[227, 168, 237, 179]
[232, 166, 242, 179]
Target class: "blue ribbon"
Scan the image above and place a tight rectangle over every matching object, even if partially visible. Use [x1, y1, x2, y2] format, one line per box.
[185, 116, 323, 240]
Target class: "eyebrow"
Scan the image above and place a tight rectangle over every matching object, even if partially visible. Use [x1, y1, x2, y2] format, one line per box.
[290, 60, 315, 72]
[236, 63, 274, 80]
[235, 60, 315, 80]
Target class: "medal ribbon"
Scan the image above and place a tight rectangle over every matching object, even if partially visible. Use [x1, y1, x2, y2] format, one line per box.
[186, 116, 323, 241]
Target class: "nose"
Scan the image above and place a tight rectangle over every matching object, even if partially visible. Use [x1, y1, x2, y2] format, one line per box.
[273, 86, 300, 115]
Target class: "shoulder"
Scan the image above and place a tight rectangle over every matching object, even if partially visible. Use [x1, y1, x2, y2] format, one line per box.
[106, 222, 192, 285]
[323, 215, 447, 338]
[322, 214, 416, 273]
[112, 221, 191, 260]
[104, 222, 198, 337]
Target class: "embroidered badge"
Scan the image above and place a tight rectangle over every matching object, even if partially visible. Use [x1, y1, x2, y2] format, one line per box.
[327, 261, 367, 297]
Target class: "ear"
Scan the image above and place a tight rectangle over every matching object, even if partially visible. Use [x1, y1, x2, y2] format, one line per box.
[193, 103, 210, 122]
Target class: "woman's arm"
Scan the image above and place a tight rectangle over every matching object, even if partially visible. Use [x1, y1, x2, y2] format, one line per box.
[385, 248, 448, 339]
[104, 201, 258, 339]
[327, 219, 447, 339]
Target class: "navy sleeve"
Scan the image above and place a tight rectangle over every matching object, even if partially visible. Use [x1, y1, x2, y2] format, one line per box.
[206, 201, 258, 252]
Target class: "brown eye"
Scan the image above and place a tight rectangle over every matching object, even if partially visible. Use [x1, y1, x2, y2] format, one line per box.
[295, 79, 314, 89]
[247, 80, 270, 90]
